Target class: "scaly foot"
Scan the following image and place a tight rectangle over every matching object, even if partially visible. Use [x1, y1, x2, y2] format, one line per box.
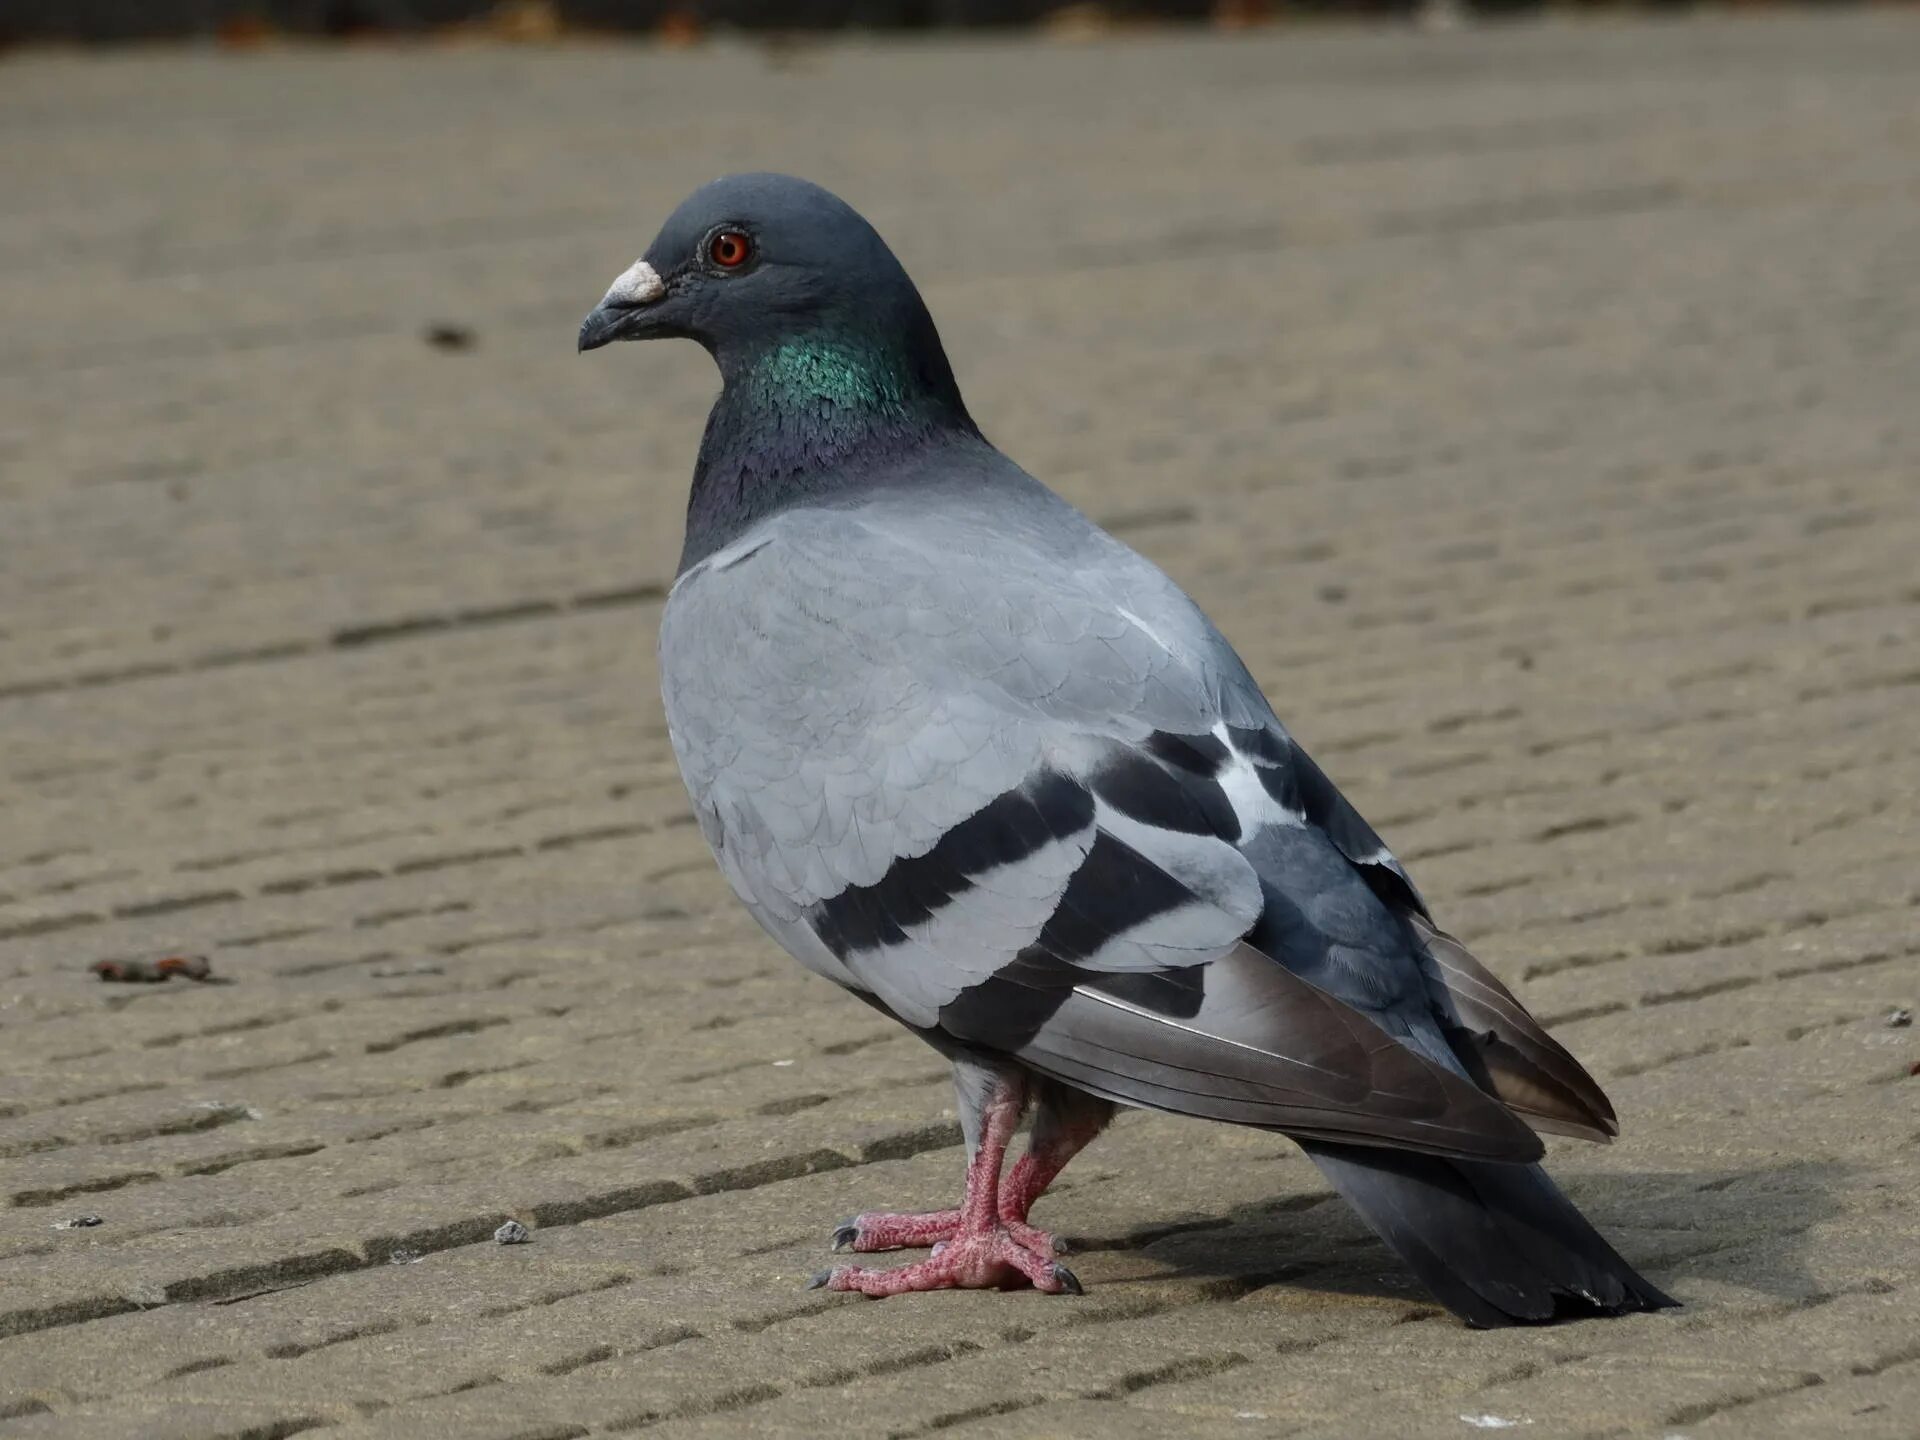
[831, 1208, 1064, 1256]
[812, 1224, 1081, 1297]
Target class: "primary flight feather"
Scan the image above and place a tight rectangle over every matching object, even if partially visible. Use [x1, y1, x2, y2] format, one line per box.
[578, 173, 1673, 1325]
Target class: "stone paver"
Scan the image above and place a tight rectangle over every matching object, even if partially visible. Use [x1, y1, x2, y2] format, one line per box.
[2, 13, 1918, 1437]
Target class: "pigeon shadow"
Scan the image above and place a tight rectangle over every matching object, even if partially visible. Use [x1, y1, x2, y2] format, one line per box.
[1059, 1159, 1850, 1312]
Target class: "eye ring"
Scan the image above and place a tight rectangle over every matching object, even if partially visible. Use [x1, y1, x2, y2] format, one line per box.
[707, 229, 754, 271]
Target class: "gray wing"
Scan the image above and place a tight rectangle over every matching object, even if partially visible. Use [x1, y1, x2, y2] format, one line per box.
[662, 488, 1591, 1159]
[1218, 724, 1617, 1142]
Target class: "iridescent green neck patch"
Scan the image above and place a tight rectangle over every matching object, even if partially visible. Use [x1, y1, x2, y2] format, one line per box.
[750, 338, 908, 414]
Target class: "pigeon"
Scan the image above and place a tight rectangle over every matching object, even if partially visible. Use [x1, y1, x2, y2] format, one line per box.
[578, 173, 1675, 1325]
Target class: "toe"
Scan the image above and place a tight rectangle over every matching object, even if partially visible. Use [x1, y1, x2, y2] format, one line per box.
[1001, 1220, 1063, 1258]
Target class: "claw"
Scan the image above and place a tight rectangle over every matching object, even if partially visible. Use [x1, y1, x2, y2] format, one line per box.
[1050, 1263, 1084, 1296]
[830, 1221, 860, 1252]
[806, 1268, 837, 1290]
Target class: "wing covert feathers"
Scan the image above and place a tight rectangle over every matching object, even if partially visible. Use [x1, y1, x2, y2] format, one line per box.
[1413, 916, 1619, 1143]
[1002, 944, 1545, 1163]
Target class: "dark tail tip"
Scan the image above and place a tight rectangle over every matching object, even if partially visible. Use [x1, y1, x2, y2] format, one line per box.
[1301, 1140, 1677, 1328]
[1459, 1270, 1678, 1330]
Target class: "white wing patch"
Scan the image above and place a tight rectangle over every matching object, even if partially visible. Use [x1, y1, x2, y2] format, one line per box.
[1213, 723, 1306, 838]
[1093, 800, 1262, 924]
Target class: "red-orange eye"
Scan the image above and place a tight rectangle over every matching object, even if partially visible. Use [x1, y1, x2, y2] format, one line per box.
[708, 230, 753, 269]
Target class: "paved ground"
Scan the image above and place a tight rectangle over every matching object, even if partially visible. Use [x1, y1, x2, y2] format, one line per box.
[3, 12, 1919, 1438]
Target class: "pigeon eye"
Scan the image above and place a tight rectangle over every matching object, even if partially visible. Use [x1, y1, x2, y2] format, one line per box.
[708, 230, 754, 270]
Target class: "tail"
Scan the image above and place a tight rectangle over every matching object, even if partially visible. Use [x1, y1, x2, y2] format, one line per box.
[1300, 1140, 1677, 1327]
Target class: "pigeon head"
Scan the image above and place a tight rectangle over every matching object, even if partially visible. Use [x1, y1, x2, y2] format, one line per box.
[578, 173, 964, 408]
[580, 174, 981, 573]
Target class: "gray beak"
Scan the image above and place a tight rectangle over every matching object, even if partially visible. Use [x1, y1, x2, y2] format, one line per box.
[578, 258, 667, 353]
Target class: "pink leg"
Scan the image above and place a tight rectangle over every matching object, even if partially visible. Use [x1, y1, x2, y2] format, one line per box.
[1001, 1097, 1107, 1221]
[813, 1080, 1081, 1297]
[833, 1095, 1108, 1259]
